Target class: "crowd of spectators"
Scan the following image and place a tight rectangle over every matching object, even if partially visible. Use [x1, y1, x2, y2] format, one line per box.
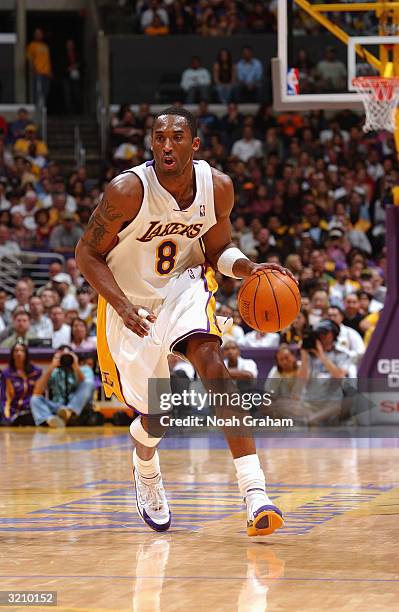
[0, 96, 393, 425]
[178, 47, 264, 103]
[127, 1, 378, 38]
[294, 46, 349, 94]
[134, 0, 277, 36]
[0, 107, 99, 255]
[291, 3, 378, 37]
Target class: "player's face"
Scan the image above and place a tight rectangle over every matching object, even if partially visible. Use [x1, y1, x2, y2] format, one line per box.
[152, 115, 200, 176]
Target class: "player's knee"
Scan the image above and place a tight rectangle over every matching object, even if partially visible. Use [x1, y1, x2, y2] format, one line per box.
[130, 415, 165, 446]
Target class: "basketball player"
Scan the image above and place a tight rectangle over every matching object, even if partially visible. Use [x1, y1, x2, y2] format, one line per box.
[76, 107, 294, 536]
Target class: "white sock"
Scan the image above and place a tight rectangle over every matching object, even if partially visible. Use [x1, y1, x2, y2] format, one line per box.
[234, 454, 269, 500]
[133, 448, 160, 484]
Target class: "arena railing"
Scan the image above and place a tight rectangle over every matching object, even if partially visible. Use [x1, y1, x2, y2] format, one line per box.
[0, 251, 65, 294]
[36, 94, 47, 144]
[74, 125, 86, 168]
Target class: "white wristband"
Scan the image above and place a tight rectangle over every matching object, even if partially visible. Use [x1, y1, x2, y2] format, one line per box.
[217, 247, 249, 279]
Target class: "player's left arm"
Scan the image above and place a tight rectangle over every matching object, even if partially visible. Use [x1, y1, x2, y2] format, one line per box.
[203, 168, 297, 281]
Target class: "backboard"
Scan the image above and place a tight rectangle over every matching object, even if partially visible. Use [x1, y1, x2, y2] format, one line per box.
[273, 0, 399, 111]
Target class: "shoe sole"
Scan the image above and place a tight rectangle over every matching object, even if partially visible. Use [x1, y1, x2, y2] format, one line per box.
[58, 408, 72, 422]
[47, 417, 65, 428]
[132, 467, 172, 533]
[247, 508, 284, 537]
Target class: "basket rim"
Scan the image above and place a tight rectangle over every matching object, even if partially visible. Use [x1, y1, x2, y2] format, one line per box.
[352, 76, 399, 89]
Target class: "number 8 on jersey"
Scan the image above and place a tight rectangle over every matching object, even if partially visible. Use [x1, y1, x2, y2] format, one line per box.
[156, 240, 178, 275]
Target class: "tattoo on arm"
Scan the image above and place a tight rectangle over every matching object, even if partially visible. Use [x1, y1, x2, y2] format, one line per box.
[82, 198, 123, 251]
[86, 216, 107, 248]
[99, 198, 124, 222]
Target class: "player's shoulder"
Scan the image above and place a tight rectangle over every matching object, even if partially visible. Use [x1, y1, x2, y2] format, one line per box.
[105, 170, 144, 208]
[211, 166, 233, 190]
[210, 167, 234, 216]
[210, 167, 234, 208]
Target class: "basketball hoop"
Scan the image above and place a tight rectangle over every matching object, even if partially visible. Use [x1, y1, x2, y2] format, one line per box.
[352, 76, 399, 133]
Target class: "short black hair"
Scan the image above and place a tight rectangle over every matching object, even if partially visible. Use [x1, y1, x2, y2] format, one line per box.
[328, 305, 344, 316]
[153, 106, 197, 139]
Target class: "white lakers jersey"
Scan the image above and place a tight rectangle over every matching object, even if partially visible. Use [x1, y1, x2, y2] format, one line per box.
[106, 159, 217, 302]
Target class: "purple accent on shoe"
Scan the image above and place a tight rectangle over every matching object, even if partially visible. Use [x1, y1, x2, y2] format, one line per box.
[133, 468, 171, 532]
[143, 508, 171, 532]
[253, 504, 283, 520]
[255, 514, 269, 529]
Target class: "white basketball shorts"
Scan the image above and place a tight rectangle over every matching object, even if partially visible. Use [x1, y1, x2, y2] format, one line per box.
[97, 264, 221, 414]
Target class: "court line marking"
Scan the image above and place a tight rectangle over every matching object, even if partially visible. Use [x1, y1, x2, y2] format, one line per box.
[29, 435, 399, 452]
[1, 575, 399, 583]
[76, 480, 397, 491]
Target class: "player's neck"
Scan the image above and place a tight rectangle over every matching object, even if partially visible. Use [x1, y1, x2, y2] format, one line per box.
[155, 163, 196, 207]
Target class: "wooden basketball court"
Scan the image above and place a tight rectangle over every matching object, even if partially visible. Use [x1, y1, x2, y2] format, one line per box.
[1, 427, 398, 611]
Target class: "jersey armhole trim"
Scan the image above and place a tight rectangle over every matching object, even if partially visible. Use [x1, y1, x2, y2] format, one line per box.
[117, 170, 145, 236]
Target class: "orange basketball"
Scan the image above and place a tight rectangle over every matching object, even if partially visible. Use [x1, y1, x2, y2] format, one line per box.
[237, 270, 301, 333]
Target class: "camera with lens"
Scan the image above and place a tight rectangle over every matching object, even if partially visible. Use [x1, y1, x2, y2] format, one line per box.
[301, 327, 319, 351]
[302, 320, 340, 351]
[60, 352, 74, 369]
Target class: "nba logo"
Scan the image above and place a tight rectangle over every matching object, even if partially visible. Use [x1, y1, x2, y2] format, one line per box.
[287, 68, 299, 96]
[200, 205, 205, 217]
[187, 268, 195, 279]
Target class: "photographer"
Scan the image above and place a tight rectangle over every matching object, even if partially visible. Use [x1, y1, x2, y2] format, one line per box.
[297, 320, 356, 424]
[30, 345, 95, 427]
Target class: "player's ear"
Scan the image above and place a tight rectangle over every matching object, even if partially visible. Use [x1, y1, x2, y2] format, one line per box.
[192, 136, 201, 152]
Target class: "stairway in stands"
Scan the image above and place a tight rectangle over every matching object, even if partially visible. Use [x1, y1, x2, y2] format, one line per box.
[46, 116, 102, 179]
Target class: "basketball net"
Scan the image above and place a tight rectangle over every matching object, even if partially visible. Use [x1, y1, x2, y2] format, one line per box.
[352, 76, 399, 133]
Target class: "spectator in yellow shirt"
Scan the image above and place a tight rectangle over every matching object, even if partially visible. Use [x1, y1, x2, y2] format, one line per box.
[360, 311, 380, 346]
[14, 124, 48, 159]
[144, 15, 169, 36]
[26, 28, 52, 104]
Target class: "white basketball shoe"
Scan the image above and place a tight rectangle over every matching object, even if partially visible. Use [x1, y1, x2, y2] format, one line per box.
[133, 461, 171, 532]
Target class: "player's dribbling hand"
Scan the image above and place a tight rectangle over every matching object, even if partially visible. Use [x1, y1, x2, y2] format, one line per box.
[118, 302, 157, 338]
[251, 263, 299, 285]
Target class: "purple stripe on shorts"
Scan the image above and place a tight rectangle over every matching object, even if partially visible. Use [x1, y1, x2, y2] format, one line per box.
[201, 265, 212, 334]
